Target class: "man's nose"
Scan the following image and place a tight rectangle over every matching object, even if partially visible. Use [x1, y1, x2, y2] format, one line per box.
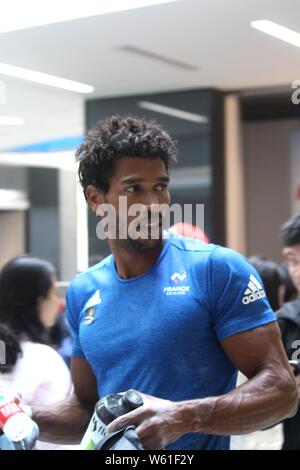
[142, 191, 160, 209]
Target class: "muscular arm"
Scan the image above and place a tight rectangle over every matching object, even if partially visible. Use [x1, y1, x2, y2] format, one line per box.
[183, 322, 298, 435]
[108, 323, 299, 449]
[32, 358, 98, 444]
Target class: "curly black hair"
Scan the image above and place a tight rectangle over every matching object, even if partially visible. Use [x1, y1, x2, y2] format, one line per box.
[75, 115, 177, 195]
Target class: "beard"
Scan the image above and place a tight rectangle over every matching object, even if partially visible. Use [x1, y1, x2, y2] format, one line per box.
[115, 231, 164, 253]
[116, 220, 164, 252]
[114, 211, 165, 253]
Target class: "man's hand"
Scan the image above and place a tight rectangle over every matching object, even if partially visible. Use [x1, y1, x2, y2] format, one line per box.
[107, 392, 189, 450]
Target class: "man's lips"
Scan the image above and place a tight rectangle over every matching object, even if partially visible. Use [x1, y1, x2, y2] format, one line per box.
[139, 214, 162, 227]
[140, 222, 162, 229]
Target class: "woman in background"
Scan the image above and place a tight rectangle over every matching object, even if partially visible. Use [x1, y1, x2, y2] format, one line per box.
[0, 256, 73, 449]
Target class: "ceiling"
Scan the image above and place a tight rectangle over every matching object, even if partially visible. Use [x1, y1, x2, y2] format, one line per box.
[0, 0, 300, 99]
[0, 0, 300, 148]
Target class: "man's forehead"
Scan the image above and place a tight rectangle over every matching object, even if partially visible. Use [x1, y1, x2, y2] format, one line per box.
[114, 156, 167, 176]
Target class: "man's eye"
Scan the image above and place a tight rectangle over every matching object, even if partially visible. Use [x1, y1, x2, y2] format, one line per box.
[155, 184, 168, 191]
[125, 185, 139, 193]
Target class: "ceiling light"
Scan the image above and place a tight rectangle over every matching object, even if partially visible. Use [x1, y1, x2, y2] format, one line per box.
[0, 63, 94, 93]
[0, 0, 180, 33]
[138, 101, 209, 124]
[120, 45, 198, 71]
[251, 20, 300, 48]
[0, 116, 24, 125]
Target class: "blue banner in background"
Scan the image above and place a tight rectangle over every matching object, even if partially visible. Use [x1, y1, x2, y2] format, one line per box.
[5, 135, 83, 153]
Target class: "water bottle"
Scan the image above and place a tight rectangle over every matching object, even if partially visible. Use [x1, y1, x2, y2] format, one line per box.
[81, 389, 143, 450]
[0, 393, 39, 450]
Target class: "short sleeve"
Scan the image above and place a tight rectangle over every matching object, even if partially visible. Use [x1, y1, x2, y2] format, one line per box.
[66, 284, 85, 359]
[208, 246, 277, 341]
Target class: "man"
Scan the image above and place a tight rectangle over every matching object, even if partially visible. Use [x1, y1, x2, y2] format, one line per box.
[277, 213, 300, 449]
[33, 116, 297, 450]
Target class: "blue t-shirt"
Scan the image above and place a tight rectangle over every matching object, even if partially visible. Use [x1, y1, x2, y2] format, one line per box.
[66, 235, 276, 450]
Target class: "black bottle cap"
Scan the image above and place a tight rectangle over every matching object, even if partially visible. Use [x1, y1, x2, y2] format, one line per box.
[122, 390, 143, 410]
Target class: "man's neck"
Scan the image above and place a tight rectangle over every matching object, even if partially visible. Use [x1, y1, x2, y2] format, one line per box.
[109, 240, 165, 279]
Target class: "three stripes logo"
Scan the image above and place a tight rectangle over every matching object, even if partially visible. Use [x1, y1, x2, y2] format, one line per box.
[242, 274, 266, 305]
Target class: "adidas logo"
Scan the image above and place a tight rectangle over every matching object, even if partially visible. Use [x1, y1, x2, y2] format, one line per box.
[242, 274, 266, 305]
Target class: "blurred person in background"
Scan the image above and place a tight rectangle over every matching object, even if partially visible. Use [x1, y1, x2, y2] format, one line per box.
[0, 256, 73, 449]
[248, 256, 286, 312]
[168, 222, 210, 243]
[280, 262, 298, 304]
[277, 213, 300, 449]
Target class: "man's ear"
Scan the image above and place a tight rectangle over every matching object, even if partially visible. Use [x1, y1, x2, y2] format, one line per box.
[85, 185, 105, 214]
